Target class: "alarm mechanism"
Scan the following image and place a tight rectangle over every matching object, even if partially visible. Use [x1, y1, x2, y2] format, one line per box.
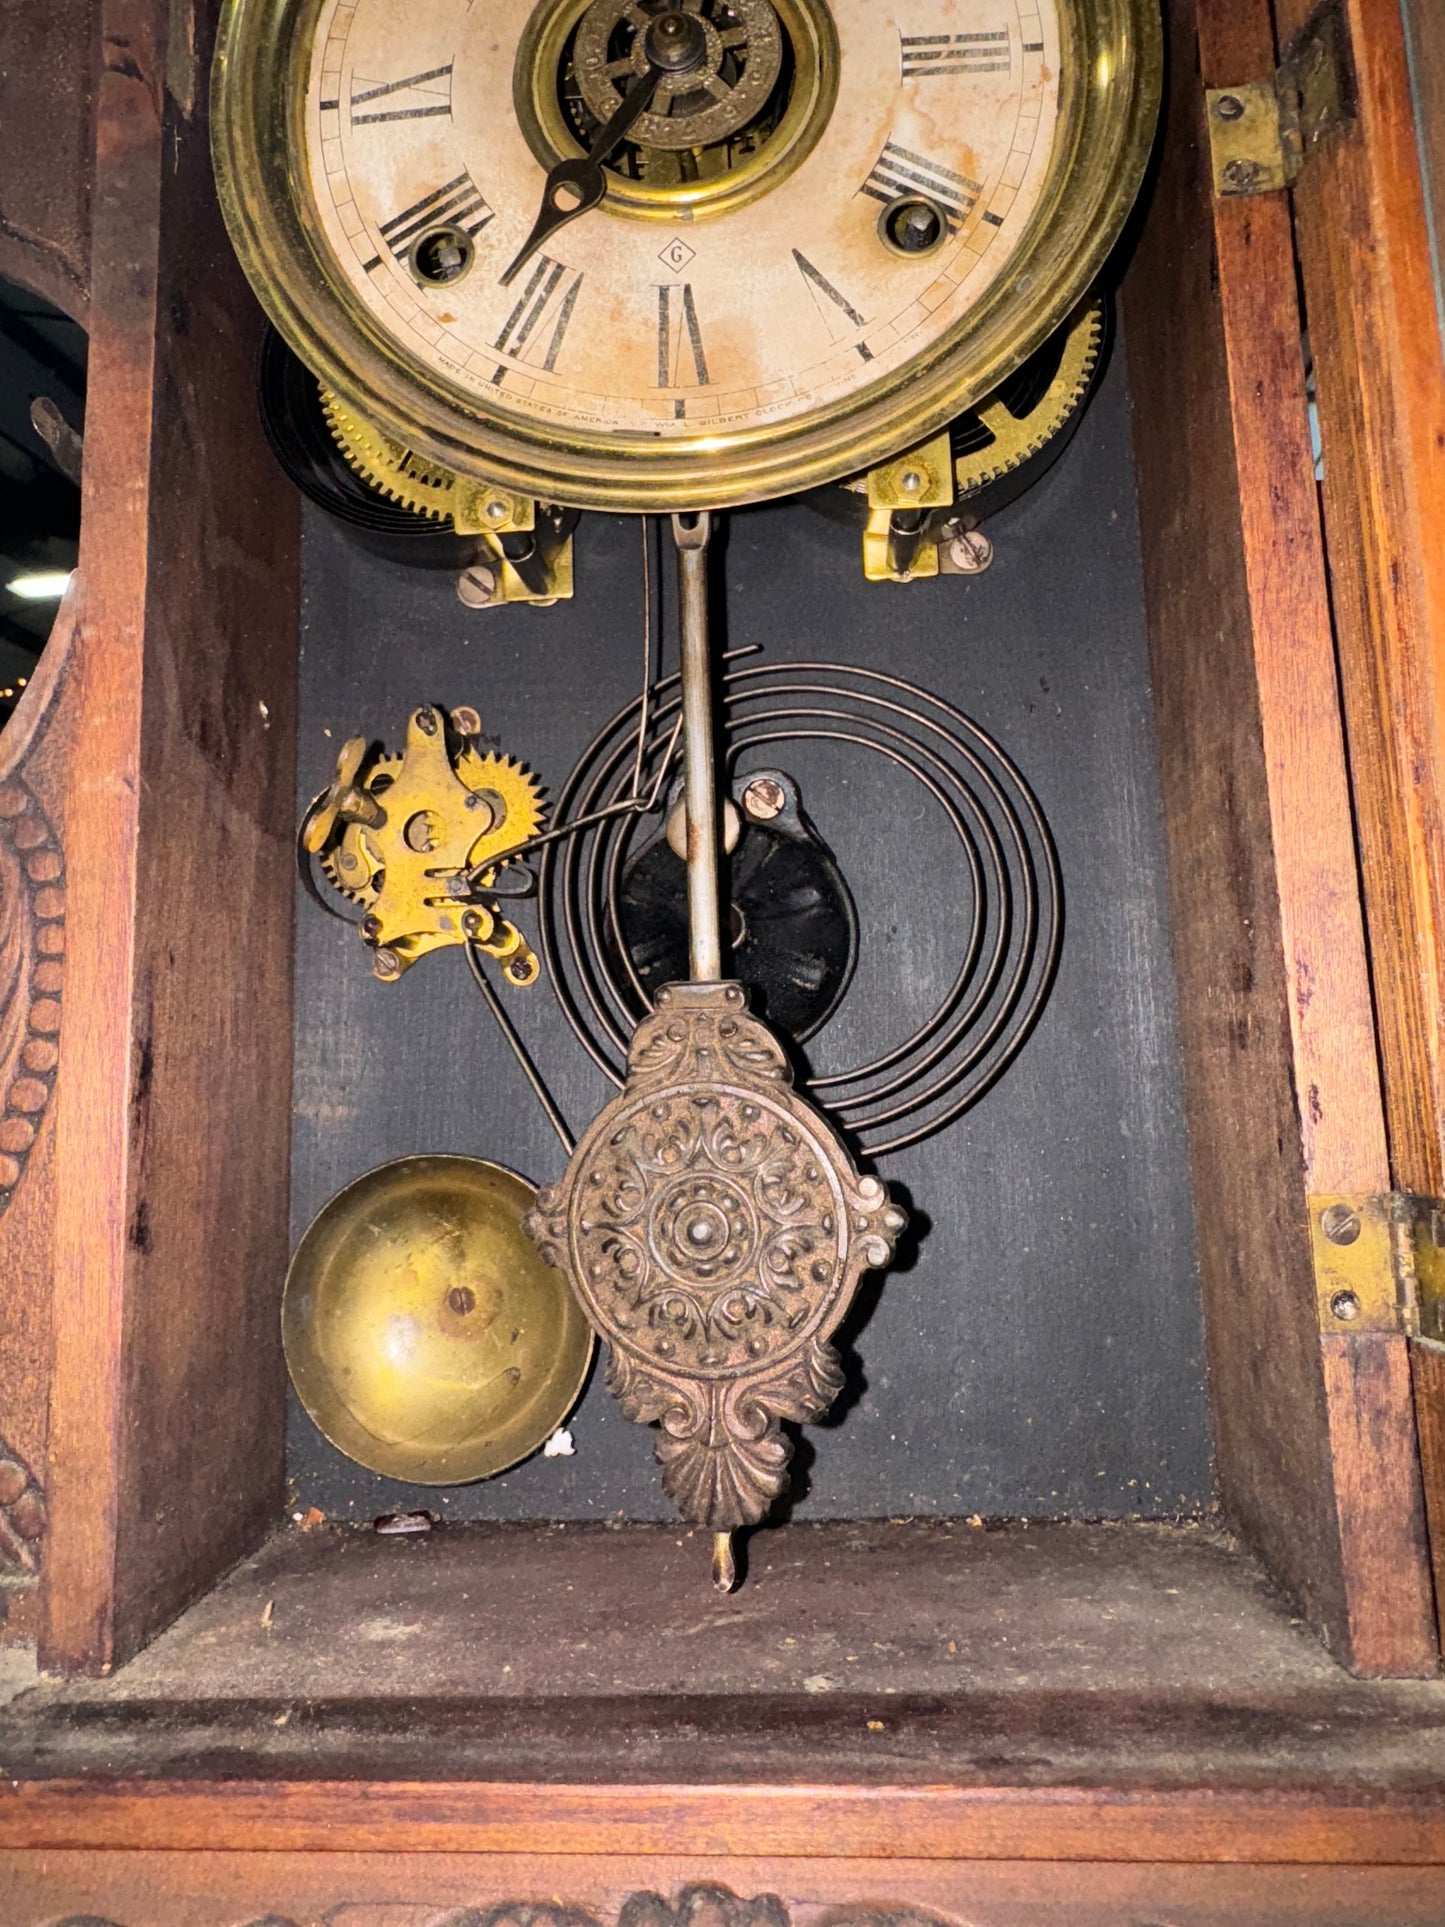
[301, 704, 545, 984]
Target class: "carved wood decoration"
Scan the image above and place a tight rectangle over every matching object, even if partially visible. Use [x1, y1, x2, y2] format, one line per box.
[527, 982, 905, 1531]
[0, 586, 79, 1636]
[0, 1443, 46, 1580]
[0, 779, 65, 1221]
[27, 1884, 960, 1927]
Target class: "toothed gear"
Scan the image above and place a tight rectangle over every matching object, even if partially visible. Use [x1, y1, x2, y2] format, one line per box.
[319, 834, 379, 905]
[318, 751, 399, 905]
[459, 748, 546, 861]
[321, 390, 461, 522]
[951, 299, 1105, 499]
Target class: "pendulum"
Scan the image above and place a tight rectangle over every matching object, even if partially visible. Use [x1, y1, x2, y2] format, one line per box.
[525, 513, 906, 1589]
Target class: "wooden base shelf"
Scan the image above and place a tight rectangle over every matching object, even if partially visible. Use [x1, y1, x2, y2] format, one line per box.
[1, 1520, 1442, 1864]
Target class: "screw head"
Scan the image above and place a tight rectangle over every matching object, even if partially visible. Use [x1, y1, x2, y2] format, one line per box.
[1321, 1203, 1362, 1245]
[1224, 156, 1263, 189]
[414, 706, 438, 736]
[457, 564, 499, 608]
[899, 469, 922, 494]
[461, 909, 484, 939]
[484, 498, 509, 525]
[372, 947, 402, 981]
[450, 705, 482, 737]
[743, 776, 786, 820]
[948, 528, 995, 574]
[361, 914, 382, 940]
[1330, 1289, 1362, 1322]
[1216, 92, 1245, 120]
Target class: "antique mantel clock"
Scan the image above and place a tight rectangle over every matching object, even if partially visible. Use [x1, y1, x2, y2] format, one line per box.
[211, 0, 1159, 1584]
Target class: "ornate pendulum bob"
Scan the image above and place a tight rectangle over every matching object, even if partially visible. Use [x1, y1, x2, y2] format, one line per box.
[525, 982, 904, 1584]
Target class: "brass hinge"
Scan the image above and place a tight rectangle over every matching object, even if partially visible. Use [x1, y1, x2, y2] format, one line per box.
[1310, 1192, 1445, 1341]
[1206, 0, 1355, 198]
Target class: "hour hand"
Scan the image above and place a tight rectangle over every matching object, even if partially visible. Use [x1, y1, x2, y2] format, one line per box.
[500, 64, 662, 287]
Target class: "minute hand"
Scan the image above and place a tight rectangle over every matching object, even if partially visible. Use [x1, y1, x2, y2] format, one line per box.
[499, 67, 662, 287]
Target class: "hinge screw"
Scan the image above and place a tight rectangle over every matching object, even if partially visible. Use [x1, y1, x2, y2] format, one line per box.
[1321, 1203, 1361, 1245]
[1330, 1290, 1361, 1322]
[1215, 93, 1245, 120]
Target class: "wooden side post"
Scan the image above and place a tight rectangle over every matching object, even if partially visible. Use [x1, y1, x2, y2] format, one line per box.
[1124, 0, 1437, 1672]
[41, 0, 298, 1672]
[1267, 0, 1445, 1648]
[0, 0, 99, 1645]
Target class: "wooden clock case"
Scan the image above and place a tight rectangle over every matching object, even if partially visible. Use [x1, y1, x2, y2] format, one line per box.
[1, 0, 1445, 1916]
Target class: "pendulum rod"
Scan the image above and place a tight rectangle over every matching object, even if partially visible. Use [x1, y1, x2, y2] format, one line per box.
[673, 511, 722, 983]
[525, 518, 907, 1594]
[671, 510, 735, 1591]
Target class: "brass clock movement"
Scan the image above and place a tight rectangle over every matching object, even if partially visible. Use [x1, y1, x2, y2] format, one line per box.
[221, 0, 1160, 1578]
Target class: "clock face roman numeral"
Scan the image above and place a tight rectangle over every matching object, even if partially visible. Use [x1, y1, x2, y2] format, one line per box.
[792, 249, 866, 343]
[368, 172, 493, 269]
[900, 29, 1011, 79]
[859, 141, 979, 232]
[657, 284, 709, 392]
[493, 256, 584, 371]
[350, 63, 454, 124]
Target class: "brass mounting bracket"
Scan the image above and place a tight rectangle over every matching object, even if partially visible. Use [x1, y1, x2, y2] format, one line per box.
[1309, 1192, 1445, 1342]
[455, 491, 575, 607]
[1206, 0, 1355, 198]
[861, 429, 955, 583]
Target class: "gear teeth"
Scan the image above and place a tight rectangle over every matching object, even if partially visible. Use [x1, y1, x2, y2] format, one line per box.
[462, 748, 547, 852]
[952, 299, 1106, 500]
[319, 846, 374, 906]
[321, 389, 459, 523]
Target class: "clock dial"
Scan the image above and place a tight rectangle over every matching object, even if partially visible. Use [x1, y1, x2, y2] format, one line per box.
[303, 0, 1059, 440]
[214, 0, 1159, 506]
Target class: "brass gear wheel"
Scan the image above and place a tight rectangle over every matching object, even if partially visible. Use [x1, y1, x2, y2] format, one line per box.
[950, 298, 1105, 499]
[319, 747, 545, 909]
[321, 390, 461, 522]
[460, 748, 546, 868]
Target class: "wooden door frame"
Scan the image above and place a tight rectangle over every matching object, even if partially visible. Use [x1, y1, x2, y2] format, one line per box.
[1271, 0, 1445, 1645]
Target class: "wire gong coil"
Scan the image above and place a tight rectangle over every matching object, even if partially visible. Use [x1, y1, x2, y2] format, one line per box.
[538, 660, 1062, 1156]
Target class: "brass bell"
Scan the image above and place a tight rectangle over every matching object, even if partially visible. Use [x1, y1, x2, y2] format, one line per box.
[283, 1156, 592, 1483]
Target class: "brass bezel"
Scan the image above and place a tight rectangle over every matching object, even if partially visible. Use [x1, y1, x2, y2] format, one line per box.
[212, 0, 1162, 512]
